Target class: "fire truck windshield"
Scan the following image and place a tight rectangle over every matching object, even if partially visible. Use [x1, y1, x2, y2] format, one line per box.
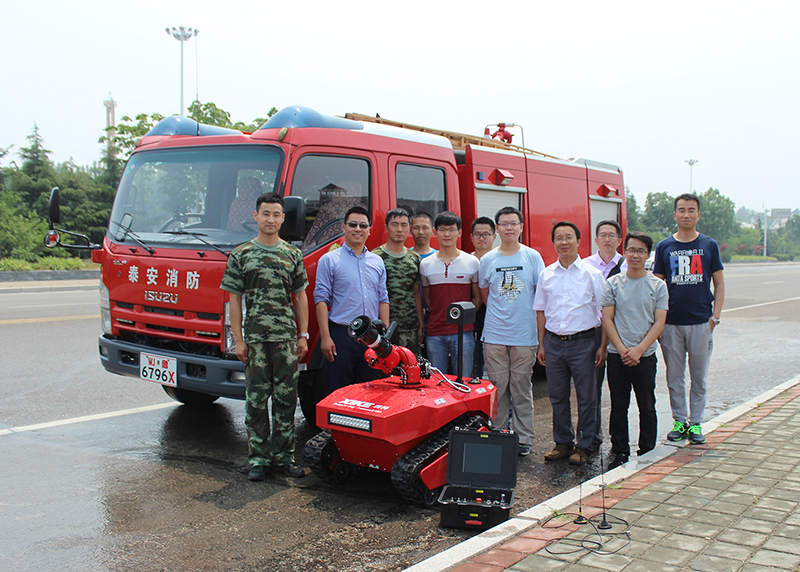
[109, 145, 283, 247]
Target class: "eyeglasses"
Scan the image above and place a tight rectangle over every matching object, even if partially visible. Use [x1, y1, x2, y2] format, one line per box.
[472, 232, 493, 239]
[625, 248, 648, 255]
[437, 226, 459, 234]
[497, 221, 521, 229]
[346, 222, 370, 229]
[598, 233, 618, 239]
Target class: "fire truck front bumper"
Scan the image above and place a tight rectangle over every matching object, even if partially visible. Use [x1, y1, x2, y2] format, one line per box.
[98, 336, 246, 400]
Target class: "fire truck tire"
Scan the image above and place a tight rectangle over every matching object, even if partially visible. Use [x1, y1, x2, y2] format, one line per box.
[391, 414, 483, 507]
[303, 431, 338, 483]
[162, 385, 220, 406]
[298, 367, 330, 429]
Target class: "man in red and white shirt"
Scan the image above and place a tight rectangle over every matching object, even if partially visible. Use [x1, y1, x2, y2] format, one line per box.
[420, 211, 480, 376]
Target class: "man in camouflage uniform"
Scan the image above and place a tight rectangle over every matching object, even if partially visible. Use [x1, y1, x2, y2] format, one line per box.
[220, 193, 309, 481]
[373, 208, 423, 354]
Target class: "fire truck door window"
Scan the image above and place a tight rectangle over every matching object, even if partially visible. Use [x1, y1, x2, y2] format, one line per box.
[291, 155, 371, 252]
[395, 163, 446, 218]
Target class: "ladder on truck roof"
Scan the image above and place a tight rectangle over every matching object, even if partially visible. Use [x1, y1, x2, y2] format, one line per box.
[343, 113, 559, 160]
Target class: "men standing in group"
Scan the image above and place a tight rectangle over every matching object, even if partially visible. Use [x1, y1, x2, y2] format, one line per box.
[410, 212, 437, 260]
[373, 208, 424, 355]
[654, 193, 725, 445]
[470, 216, 496, 378]
[420, 211, 480, 376]
[534, 221, 606, 466]
[314, 205, 390, 393]
[585, 220, 627, 451]
[479, 207, 545, 456]
[220, 193, 309, 481]
[602, 232, 668, 469]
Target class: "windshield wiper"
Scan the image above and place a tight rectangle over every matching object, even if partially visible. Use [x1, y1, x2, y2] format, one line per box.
[111, 216, 155, 255]
[163, 230, 231, 258]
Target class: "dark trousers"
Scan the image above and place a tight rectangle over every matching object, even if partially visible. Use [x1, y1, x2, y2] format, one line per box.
[543, 332, 598, 452]
[593, 327, 606, 448]
[327, 322, 380, 393]
[607, 352, 658, 456]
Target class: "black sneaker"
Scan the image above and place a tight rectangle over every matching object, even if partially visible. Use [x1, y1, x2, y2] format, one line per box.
[276, 462, 306, 478]
[518, 443, 531, 456]
[608, 453, 629, 470]
[667, 420, 688, 441]
[687, 424, 706, 444]
[248, 465, 268, 481]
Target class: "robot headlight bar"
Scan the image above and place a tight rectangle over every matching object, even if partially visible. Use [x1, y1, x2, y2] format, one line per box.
[328, 413, 373, 432]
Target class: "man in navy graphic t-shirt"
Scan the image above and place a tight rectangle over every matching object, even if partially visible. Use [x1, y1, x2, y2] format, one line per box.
[653, 193, 725, 446]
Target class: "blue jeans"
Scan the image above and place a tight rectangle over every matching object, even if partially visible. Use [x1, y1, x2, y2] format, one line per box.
[427, 331, 474, 378]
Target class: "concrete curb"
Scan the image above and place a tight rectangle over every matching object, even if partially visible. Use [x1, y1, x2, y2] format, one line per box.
[404, 373, 800, 572]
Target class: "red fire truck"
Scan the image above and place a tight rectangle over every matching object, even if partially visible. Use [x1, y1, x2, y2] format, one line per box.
[46, 106, 625, 424]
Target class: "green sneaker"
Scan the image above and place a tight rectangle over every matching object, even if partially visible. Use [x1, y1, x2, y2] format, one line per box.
[667, 420, 688, 441]
[687, 424, 706, 444]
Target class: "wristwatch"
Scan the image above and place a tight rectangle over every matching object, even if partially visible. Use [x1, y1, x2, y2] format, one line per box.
[712, 318, 721, 326]
[298, 332, 310, 339]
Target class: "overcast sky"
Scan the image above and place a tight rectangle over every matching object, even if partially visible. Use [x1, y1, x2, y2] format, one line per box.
[2, 1, 798, 212]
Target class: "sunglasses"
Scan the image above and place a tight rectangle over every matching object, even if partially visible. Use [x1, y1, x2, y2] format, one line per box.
[346, 221, 370, 229]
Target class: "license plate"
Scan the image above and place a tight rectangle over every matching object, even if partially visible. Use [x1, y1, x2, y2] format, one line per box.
[140, 352, 177, 386]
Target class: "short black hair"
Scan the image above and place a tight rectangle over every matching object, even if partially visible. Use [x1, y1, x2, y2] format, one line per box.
[595, 219, 621, 237]
[434, 211, 462, 230]
[674, 193, 701, 211]
[344, 205, 371, 225]
[551, 221, 581, 242]
[624, 231, 653, 253]
[494, 206, 522, 224]
[256, 192, 283, 210]
[471, 216, 496, 234]
[411, 211, 434, 226]
[385, 208, 410, 226]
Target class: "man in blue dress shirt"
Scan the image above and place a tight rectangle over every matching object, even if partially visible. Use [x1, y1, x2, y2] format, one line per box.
[314, 205, 390, 392]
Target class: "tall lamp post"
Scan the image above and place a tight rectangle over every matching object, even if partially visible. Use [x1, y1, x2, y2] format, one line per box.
[684, 159, 698, 193]
[165, 26, 199, 116]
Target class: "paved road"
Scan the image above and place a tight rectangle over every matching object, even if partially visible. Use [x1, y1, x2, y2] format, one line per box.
[1, 263, 799, 571]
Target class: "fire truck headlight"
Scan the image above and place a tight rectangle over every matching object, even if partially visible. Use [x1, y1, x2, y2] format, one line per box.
[99, 279, 112, 334]
[101, 308, 112, 335]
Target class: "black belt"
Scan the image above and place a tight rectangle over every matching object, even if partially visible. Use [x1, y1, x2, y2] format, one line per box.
[547, 328, 596, 341]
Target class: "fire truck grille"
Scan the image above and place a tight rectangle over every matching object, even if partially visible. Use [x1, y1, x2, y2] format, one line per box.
[119, 331, 223, 358]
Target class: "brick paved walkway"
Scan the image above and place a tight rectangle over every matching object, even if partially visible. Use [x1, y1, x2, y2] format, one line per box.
[423, 382, 800, 572]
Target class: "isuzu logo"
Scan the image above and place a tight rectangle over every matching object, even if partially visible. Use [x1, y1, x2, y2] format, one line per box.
[144, 291, 178, 304]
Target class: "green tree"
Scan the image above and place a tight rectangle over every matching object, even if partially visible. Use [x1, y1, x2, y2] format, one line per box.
[696, 188, 736, 243]
[625, 187, 642, 231]
[641, 191, 676, 234]
[0, 189, 49, 260]
[187, 100, 277, 132]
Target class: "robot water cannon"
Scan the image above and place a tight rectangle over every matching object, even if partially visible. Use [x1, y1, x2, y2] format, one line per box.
[348, 315, 427, 385]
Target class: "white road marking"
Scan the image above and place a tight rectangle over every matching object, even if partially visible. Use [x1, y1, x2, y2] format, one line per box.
[722, 296, 800, 313]
[0, 402, 178, 437]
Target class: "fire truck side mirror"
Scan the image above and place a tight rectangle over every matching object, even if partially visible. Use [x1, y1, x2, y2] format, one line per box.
[48, 187, 60, 224]
[280, 195, 306, 243]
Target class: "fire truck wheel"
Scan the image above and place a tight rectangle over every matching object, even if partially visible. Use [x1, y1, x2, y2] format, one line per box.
[298, 367, 330, 430]
[162, 385, 220, 406]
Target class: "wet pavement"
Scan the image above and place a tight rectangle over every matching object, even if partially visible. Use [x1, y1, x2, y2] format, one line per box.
[2, 263, 800, 571]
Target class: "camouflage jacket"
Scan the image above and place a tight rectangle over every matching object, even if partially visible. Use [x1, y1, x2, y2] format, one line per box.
[220, 239, 308, 343]
[372, 245, 420, 331]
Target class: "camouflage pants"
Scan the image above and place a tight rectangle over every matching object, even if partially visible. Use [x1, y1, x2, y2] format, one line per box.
[245, 340, 299, 467]
[393, 328, 420, 356]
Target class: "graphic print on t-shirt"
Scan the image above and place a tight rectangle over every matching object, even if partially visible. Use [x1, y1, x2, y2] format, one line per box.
[668, 248, 706, 285]
[495, 266, 525, 302]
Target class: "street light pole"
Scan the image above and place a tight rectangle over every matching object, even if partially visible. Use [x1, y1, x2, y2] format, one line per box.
[684, 159, 698, 193]
[165, 26, 199, 116]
